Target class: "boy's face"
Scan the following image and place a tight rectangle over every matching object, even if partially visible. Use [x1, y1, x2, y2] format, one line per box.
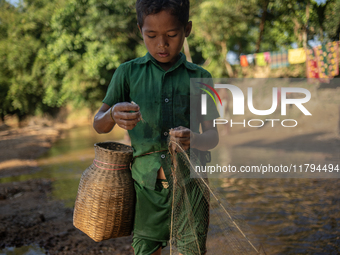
[139, 10, 192, 70]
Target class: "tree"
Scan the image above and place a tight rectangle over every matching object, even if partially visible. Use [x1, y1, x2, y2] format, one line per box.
[39, 0, 140, 111]
[255, 0, 270, 53]
[258, 0, 338, 51]
[0, 0, 52, 120]
[0, 0, 142, 121]
[323, 0, 340, 41]
[190, 0, 258, 77]
[0, 0, 13, 121]
[257, 0, 314, 51]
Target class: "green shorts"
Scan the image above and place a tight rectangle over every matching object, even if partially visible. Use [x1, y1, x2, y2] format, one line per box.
[132, 179, 170, 255]
[132, 179, 209, 255]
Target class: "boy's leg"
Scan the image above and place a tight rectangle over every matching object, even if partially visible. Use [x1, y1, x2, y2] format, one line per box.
[132, 180, 171, 255]
[132, 239, 164, 255]
[132, 246, 161, 255]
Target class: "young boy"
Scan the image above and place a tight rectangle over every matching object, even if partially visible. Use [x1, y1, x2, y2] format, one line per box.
[93, 0, 219, 254]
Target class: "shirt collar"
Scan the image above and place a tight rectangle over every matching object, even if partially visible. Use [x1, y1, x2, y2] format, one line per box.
[135, 52, 198, 71]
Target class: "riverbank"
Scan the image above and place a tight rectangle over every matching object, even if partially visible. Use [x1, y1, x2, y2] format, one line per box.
[0, 122, 133, 255]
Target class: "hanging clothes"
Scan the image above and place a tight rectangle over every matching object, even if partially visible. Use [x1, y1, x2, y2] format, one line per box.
[255, 53, 267, 66]
[314, 44, 330, 82]
[270, 50, 289, 69]
[326, 41, 339, 77]
[288, 48, 306, 64]
[264, 52, 271, 63]
[240, 55, 249, 67]
[246, 54, 254, 65]
[306, 48, 320, 81]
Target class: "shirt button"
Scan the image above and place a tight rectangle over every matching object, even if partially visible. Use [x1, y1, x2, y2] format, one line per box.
[165, 98, 169, 103]
[161, 154, 165, 159]
[164, 132, 168, 136]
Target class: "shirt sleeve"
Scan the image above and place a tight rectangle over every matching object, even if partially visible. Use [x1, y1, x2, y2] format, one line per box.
[102, 63, 130, 106]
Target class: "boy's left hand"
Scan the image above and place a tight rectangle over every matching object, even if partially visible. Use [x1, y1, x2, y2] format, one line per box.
[169, 126, 196, 152]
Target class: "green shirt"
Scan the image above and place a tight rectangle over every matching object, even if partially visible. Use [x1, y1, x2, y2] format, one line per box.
[103, 52, 219, 189]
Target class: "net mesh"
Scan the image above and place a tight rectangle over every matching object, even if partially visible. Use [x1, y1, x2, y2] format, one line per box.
[166, 140, 265, 255]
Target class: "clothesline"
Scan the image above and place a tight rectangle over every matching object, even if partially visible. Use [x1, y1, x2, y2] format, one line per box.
[238, 41, 339, 82]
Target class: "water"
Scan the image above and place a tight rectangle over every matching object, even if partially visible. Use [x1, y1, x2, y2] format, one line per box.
[2, 125, 340, 254]
[0, 245, 45, 255]
[0, 125, 126, 207]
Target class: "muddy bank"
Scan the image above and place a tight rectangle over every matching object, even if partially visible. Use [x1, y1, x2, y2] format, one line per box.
[0, 125, 61, 178]
[0, 124, 133, 254]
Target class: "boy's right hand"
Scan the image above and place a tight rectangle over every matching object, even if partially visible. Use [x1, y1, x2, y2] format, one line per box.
[111, 102, 141, 130]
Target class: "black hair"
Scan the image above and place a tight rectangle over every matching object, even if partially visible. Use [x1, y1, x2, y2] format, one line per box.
[136, 0, 190, 28]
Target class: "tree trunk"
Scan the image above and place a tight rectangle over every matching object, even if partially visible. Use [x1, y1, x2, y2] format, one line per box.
[221, 41, 234, 77]
[293, 18, 302, 47]
[255, 0, 270, 53]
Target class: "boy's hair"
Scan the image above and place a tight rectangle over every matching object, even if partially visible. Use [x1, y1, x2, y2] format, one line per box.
[136, 0, 190, 28]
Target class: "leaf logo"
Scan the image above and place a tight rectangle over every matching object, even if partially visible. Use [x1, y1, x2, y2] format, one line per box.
[197, 82, 222, 107]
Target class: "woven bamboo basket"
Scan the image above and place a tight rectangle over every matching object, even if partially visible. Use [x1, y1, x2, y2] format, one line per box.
[73, 141, 135, 242]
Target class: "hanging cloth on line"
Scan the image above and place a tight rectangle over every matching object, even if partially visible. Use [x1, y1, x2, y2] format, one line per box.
[327, 41, 339, 77]
[264, 52, 271, 63]
[246, 54, 254, 64]
[306, 47, 320, 81]
[255, 53, 267, 66]
[270, 50, 289, 69]
[288, 48, 306, 64]
[240, 55, 249, 67]
[314, 44, 330, 83]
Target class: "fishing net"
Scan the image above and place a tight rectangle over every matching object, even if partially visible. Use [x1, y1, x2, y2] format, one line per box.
[166, 139, 265, 255]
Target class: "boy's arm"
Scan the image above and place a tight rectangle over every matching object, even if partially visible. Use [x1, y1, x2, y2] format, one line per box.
[192, 120, 219, 151]
[169, 120, 219, 151]
[93, 102, 141, 134]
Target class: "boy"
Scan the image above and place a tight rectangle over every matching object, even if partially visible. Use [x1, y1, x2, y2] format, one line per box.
[93, 0, 219, 254]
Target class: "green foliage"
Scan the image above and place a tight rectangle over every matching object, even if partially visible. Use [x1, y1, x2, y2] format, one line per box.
[323, 0, 340, 40]
[0, 0, 141, 120]
[0, 0, 47, 119]
[254, 0, 339, 49]
[259, 0, 305, 50]
[0, 0, 339, 121]
[39, 0, 140, 110]
[190, 0, 258, 77]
